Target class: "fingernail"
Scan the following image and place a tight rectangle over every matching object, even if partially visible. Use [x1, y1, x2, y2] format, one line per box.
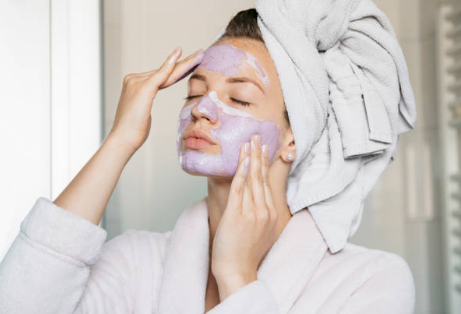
[244, 142, 250, 154]
[262, 144, 268, 156]
[255, 134, 261, 146]
[168, 46, 181, 64]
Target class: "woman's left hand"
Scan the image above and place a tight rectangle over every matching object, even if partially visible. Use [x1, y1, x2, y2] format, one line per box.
[211, 134, 279, 300]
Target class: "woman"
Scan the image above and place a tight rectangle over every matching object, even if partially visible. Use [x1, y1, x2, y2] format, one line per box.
[0, 5, 416, 314]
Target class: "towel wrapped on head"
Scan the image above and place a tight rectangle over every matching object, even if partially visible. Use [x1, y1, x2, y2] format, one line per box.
[212, 0, 417, 253]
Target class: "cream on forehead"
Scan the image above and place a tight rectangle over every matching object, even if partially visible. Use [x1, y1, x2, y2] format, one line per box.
[196, 44, 270, 87]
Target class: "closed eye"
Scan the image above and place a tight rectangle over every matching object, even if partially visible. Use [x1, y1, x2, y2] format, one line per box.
[183, 95, 251, 106]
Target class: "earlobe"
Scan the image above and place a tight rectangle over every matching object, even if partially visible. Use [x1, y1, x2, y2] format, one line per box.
[282, 128, 296, 162]
[284, 148, 295, 162]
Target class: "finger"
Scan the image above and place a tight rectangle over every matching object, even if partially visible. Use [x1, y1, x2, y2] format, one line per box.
[139, 49, 204, 84]
[249, 134, 267, 217]
[147, 46, 182, 90]
[242, 156, 254, 215]
[261, 144, 276, 216]
[160, 49, 205, 88]
[227, 142, 250, 214]
[242, 141, 254, 215]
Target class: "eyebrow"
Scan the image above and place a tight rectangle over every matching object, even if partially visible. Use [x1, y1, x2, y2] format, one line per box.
[189, 73, 265, 95]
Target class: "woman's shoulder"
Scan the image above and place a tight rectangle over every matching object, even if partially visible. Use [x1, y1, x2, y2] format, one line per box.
[302, 241, 416, 312]
[322, 241, 415, 291]
[324, 241, 412, 272]
[98, 228, 173, 269]
[297, 242, 416, 313]
[335, 242, 412, 269]
[119, 228, 173, 242]
[103, 228, 173, 255]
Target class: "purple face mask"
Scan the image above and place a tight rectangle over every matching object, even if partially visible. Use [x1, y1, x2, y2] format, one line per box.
[176, 44, 281, 177]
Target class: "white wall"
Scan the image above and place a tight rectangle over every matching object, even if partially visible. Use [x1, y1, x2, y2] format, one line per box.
[0, 0, 102, 261]
[0, 0, 51, 261]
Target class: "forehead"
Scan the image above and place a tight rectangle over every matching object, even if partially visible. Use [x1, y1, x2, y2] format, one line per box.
[192, 39, 273, 87]
[212, 37, 268, 63]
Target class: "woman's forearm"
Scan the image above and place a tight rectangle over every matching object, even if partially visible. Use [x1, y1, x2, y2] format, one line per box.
[53, 133, 136, 225]
[50, 47, 197, 226]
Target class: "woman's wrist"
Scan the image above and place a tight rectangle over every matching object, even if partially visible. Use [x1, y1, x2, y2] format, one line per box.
[103, 131, 138, 160]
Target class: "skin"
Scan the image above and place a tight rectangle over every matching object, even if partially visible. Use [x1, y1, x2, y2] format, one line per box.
[51, 37, 297, 311]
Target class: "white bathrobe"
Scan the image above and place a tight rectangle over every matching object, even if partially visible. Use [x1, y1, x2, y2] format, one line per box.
[0, 196, 415, 314]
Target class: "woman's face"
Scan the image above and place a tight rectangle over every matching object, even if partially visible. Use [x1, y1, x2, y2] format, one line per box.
[177, 38, 289, 178]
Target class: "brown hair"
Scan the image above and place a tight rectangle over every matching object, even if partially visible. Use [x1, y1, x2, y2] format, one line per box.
[217, 8, 290, 126]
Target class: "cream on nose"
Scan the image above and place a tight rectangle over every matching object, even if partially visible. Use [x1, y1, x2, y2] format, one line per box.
[194, 94, 219, 121]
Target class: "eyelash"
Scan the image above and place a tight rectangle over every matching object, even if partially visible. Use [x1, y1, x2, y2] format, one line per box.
[183, 95, 251, 106]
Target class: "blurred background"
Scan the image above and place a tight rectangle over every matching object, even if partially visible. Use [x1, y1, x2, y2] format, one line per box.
[1, 0, 461, 312]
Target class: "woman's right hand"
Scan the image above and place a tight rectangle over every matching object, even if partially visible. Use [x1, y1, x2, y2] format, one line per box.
[108, 46, 205, 154]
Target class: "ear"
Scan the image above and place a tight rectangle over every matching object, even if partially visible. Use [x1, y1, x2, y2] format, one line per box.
[280, 127, 296, 163]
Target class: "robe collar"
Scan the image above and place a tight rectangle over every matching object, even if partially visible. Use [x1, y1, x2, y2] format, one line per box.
[157, 197, 328, 314]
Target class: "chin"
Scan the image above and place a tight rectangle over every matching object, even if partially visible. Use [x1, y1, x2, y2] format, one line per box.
[178, 145, 239, 177]
[181, 167, 234, 179]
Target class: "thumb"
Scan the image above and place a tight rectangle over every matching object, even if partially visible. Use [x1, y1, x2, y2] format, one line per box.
[148, 46, 182, 89]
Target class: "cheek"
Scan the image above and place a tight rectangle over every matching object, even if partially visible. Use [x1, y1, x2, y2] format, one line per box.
[176, 103, 194, 152]
[211, 113, 281, 163]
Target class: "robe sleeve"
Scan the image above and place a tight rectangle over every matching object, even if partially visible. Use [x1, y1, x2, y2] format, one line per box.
[338, 253, 416, 314]
[0, 197, 139, 314]
[207, 279, 280, 314]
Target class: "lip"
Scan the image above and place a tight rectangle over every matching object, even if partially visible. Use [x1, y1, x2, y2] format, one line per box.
[183, 129, 217, 148]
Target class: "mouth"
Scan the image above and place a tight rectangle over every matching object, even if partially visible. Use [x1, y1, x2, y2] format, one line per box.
[183, 129, 217, 149]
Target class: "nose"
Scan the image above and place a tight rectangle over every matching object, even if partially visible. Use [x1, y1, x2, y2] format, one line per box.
[191, 94, 219, 123]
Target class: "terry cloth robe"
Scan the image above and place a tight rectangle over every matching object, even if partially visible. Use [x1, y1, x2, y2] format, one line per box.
[0, 196, 416, 314]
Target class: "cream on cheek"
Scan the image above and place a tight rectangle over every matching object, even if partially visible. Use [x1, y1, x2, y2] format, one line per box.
[176, 91, 282, 176]
[176, 44, 279, 177]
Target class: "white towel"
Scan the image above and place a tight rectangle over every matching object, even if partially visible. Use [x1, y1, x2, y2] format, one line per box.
[211, 0, 417, 253]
